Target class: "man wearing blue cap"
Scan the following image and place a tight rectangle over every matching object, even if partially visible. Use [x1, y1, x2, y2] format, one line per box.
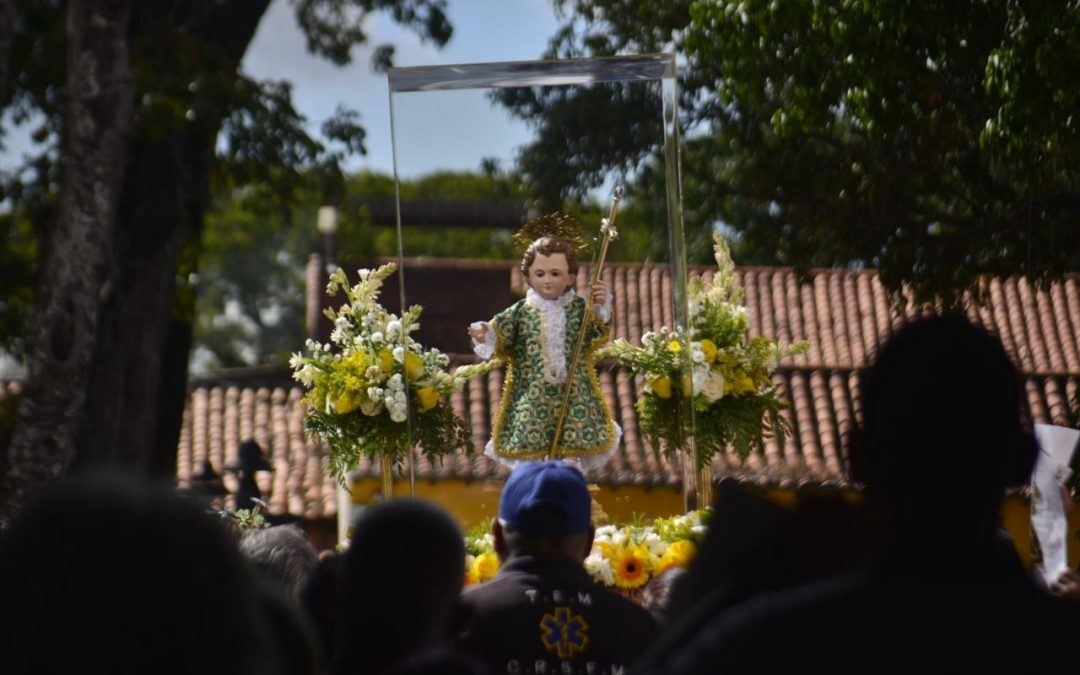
[454, 460, 658, 674]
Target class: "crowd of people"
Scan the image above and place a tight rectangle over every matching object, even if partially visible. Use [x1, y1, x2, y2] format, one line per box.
[1, 314, 1079, 674]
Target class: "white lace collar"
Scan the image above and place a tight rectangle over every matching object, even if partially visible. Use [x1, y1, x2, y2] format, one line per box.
[525, 287, 574, 383]
[525, 286, 576, 310]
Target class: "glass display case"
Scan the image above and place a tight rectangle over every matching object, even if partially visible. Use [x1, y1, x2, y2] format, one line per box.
[386, 54, 704, 508]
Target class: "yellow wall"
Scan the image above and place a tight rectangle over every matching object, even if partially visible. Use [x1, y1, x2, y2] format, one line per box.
[348, 478, 1080, 569]
[349, 477, 684, 531]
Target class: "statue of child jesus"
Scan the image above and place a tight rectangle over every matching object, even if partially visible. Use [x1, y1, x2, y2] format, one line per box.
[468, 219, 621, 468]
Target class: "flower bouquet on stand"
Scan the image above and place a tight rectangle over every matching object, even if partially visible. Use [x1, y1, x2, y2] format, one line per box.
[599, 233, 808, 479]
[290, 263, 471, 491]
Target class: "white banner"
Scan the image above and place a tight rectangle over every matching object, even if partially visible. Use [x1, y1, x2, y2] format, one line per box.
[1032, 424, 1080, 584]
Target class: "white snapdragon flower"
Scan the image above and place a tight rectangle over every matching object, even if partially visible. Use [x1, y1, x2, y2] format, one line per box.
[584, 552, 615, 586]
[292, 365, 317, 387]
[642, 531, 667, 557]
[692, 364, 709, 395]
[641, 331, 657, 348]
[594, 525, 617, 542]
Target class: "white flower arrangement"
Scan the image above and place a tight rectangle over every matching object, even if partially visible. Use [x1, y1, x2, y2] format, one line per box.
[598, 233, 808, 466]
[289, 263, 472, 480]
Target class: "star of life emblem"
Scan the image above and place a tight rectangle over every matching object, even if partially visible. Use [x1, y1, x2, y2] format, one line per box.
[539, 606, 589, 660]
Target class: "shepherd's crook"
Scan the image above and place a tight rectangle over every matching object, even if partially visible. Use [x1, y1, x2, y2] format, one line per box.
[548, 186, 622, 458]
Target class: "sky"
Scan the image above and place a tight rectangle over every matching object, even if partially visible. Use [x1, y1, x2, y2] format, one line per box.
[242, 0, 562, 178]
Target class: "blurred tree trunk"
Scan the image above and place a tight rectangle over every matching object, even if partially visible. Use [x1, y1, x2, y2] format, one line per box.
[1, 0, 134, 519]
[73, 0, 270, 476]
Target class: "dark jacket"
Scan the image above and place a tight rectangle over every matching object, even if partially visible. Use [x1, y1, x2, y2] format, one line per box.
[454, 555, 659, 675]
[652, 546, 1080, 674]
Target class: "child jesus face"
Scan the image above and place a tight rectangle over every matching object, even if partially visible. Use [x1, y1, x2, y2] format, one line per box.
[526, 252, 573, 301]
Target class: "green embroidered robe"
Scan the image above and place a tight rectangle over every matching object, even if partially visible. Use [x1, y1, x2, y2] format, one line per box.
[487, 293, 617, 461]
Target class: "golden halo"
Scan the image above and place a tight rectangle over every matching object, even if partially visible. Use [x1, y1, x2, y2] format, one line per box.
[512, 212, 592, 257]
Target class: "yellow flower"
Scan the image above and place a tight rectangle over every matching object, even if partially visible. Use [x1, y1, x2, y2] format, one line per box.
[699, 339, 718, 363]
[415, 386, 439, 411]
[474, 551, 500, 582]
[650, 375, 673, 399]
[667, 339, 682, 353]
[611, 544, 652, 590]
[727, 374, 755, 394]
[464, 555, 480, 585]
[404, 352, 425, 380]
[339, 350, 370, 378]
[657, 540, 697, 572]
[333, 395, 362, 415]
[377, 349, 394, 373]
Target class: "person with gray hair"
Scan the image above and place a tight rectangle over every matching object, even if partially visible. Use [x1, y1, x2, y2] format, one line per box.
[240, 524, 319, 601]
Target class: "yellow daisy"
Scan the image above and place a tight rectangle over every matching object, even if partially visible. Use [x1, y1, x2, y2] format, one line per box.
[611, 544, 652, 590]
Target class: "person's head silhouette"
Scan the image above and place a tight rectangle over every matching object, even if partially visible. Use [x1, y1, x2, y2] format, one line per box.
[332, 499, 464, 675]
[0, 472, 279, 675]
[848, 314, 1037, 535]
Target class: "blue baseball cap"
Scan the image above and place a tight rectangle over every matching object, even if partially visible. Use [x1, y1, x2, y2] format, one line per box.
[499, 461, 592, 537]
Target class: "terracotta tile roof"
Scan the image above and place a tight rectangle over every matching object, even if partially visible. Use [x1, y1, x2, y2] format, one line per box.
[170, 264, 1080, 519]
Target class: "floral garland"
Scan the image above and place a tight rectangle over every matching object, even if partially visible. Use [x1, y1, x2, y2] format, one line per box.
[598, 233, 808, 467]
[463, 510, 710, 591]
[290, 263, 473, 481]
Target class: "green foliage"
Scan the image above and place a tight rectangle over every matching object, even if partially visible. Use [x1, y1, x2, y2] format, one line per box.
[504, 0, 1080, 304]
[463, 522, 495, 556]
[220, 504, 270, 533]
[0, 212, 38, 358]
[651, 508, 711, 543]
[194, 192, 314, 370]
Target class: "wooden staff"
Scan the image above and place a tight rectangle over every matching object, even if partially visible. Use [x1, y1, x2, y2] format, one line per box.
[548, 186, 623, 458]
